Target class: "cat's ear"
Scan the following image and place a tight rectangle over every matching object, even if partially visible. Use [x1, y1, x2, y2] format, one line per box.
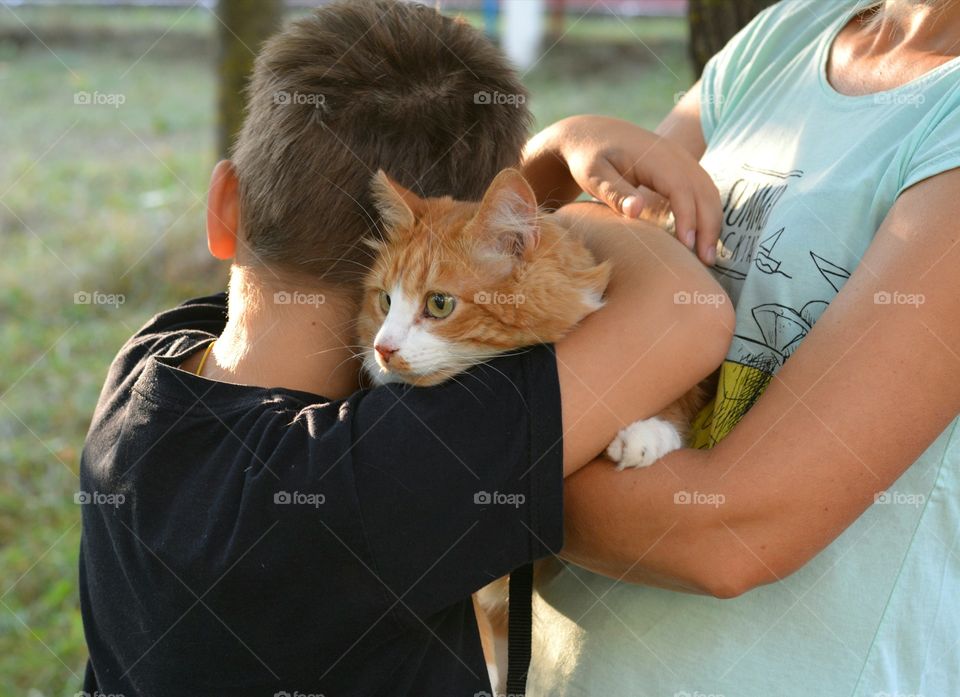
[370, 170, 423, 231]
[472, 168, 541, 261]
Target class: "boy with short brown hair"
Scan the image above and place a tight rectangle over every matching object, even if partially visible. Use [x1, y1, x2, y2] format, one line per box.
[78, 2, 729, 695]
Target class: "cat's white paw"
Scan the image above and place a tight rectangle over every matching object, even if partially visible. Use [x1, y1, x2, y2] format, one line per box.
[606, 417, 683, 469]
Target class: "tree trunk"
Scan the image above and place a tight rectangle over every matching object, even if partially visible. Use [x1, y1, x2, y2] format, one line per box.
[548, 0, 566, 39]
[216, 0, 283, 158]
[688, 0, 779, 78]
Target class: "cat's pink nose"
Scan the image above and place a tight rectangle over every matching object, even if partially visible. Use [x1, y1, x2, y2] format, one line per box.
[375, 343, 397, 363]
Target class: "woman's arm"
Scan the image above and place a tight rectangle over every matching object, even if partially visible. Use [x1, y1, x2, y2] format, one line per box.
[561, 168, 960, 597]
[553, 203, 734, 476]
[656, 80, 708, 158]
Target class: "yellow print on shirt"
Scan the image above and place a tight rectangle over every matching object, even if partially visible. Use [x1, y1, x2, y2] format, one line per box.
[690, 360, 774, 448]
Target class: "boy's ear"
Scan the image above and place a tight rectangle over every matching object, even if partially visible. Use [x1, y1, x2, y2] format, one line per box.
[370, 170, 424, 231]
[472, 168, 541, 262]
[207, 160, 240, 260]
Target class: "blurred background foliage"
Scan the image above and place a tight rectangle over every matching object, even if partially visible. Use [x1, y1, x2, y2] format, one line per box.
[0, 1, 768, 693]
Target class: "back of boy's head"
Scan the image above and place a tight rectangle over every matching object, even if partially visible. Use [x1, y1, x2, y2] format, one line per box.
[231, 0, 533, 290]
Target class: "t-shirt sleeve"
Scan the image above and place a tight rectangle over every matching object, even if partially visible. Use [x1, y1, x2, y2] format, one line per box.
[899, 86, 960, 196]
[344, 345, 564, 622]
[698, 38, 731, 144]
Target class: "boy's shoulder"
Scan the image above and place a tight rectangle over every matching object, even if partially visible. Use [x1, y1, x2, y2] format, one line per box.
[123, 292, 229, 358]
[103, 293, 227, 393]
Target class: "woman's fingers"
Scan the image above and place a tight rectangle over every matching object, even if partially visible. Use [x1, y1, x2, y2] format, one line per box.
[646, 158, 722, 265]
[572, 139, 724, 266]
[693, 174, 722, 265]
[587, 159, 645, 218]
[648, 167, 698, 247]
[621, 192, 645, 218]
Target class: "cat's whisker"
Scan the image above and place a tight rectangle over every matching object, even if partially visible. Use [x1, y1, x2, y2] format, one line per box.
[458, 359, 528, 407]
[304, 344, 370, 359]
[323, 174, 382, 233]
[295, 256, 376, 274]
[308, 176, 401, 289]
[453, 368, 497, 396]
[328, 350, 370, 376]
[446, 373, 483, 405]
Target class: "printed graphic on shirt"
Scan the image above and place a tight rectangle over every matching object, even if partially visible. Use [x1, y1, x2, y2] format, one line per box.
[756, 227, 791, 278]
[691, 162, 855, 448]
[711, 163, 800, 290]
[810, 251, 852, 292]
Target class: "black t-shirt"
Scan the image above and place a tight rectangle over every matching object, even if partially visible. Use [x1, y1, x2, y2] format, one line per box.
[78, 293, 563, 697]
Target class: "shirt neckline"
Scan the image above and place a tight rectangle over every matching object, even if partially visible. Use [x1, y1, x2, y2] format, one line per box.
[140, 338, 336, 410]
[817, 5, 960, 107]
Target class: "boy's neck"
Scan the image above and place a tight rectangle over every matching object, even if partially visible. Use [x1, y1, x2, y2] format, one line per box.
[189, 265, 361, 400]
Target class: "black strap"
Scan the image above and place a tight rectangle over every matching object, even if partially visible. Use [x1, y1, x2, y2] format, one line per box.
[505, 562, 534, 696]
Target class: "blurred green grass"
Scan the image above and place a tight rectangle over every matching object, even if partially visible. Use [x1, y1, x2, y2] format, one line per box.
[0, 4, 691, 694]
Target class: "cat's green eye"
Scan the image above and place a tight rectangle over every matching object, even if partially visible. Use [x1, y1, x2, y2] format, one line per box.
[425, 292, 456, 319]
[378, 290, 391, 314]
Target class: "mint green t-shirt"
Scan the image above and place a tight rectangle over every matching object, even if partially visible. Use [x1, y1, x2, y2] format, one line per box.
[529, 2, 960, 695]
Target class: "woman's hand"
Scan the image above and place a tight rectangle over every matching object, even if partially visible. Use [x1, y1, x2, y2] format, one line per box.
[522, 114, 722, 265]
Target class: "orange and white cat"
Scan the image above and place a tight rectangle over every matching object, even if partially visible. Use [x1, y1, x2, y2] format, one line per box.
[358, 166, 705, 469]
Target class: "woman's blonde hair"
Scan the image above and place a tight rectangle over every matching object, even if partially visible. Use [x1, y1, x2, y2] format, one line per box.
[858, 0, 954, 30]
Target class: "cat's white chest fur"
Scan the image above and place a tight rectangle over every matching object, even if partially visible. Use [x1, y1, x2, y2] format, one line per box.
[606, 416, 683, 469]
